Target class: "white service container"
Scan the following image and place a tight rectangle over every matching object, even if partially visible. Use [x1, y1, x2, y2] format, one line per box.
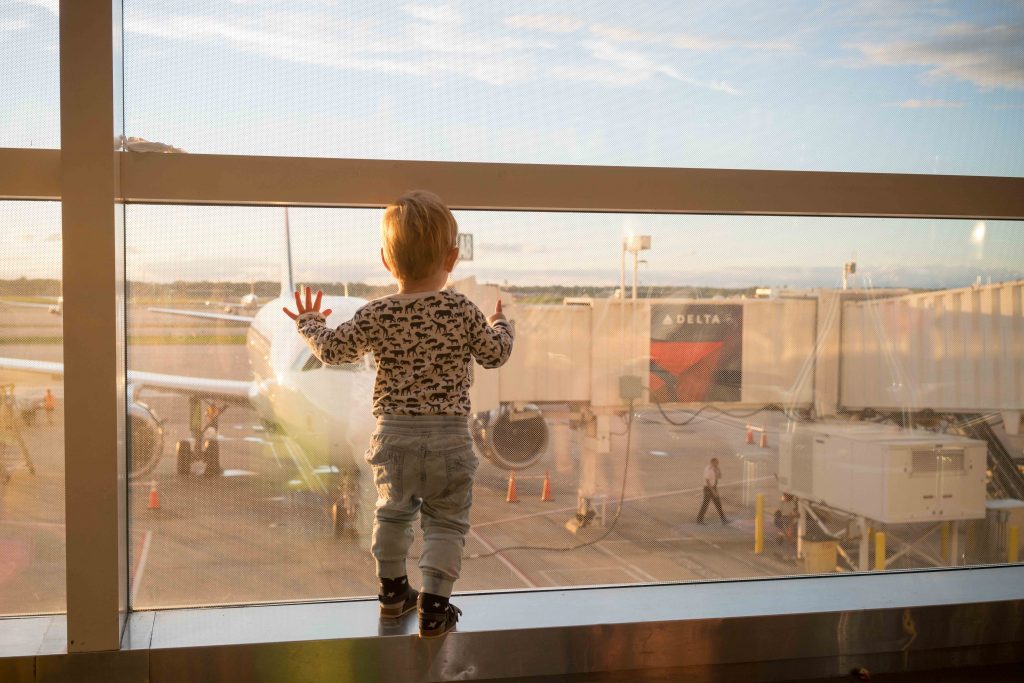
[779, 422, 987, 523]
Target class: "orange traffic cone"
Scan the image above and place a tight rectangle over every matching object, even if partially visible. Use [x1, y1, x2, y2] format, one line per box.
[147, 480, 161, 510]
[541, 471, 554, 502]
[745, 424, 754, 445]
[506, 472, 519, 503]
[759, 427, 768, 449]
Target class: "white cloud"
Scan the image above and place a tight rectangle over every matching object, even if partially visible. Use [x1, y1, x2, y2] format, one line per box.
[127, 9, 547, 86]
[893, 98, 964, 108]
[851, 23, 1024, 91]
[504, 14, 583, 34]
[13, 0, 57, 15]
[0, 19, 30, 32]
[123, 6, 744, 92]
[573, 40, 740, 94]
[589, 23, 795, 52]
[411, 23, 552, 57]
[402, 3, 462, 26]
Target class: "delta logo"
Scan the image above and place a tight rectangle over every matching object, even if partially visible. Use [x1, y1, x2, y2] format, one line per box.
[661, 313, 731, 326]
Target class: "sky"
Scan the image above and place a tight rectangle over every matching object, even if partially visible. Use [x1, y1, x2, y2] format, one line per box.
[2, 0, 1023, 288]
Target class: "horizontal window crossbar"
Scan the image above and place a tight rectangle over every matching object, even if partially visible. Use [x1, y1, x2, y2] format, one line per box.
[3, 147, 1023, 219]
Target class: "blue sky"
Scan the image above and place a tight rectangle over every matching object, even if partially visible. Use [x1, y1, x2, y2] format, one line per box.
[2, 1, 1023, 287]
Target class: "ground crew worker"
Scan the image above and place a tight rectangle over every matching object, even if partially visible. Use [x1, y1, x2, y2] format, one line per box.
[696, 457, 729, 525]
[43, 389, 56, 426]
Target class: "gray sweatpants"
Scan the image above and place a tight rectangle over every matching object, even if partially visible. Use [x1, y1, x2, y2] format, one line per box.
[367, 415, 478, 598]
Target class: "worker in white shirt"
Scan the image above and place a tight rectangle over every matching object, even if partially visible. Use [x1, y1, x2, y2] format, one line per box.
[696, 457, 729, 525]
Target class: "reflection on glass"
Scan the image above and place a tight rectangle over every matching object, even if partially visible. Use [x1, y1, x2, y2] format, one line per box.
[123, 205, 1024, 609]
[0, 201, 65, 615]
[122, 1, 1024, 176]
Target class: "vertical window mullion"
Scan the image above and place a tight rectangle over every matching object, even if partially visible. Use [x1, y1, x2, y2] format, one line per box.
[59, 0, 127, 652]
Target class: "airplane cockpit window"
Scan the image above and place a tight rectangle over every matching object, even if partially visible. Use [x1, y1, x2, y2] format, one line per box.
[296, 348, 360, 372]
[299, 352, 322, 372]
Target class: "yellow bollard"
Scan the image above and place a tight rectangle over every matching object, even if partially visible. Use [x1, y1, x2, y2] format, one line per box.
[941, 521, 950, 564]
[754, 493, 764, 554]
[874, 531, 886, 571]
[1010, 526, 1019, 564]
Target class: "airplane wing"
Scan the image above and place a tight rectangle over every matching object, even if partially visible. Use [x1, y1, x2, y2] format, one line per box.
[148, 307, 255, 324]
[0, 357, 253, 405]
[1, 300, 55, 310]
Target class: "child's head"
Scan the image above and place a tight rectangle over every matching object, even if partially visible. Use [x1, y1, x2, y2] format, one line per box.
[381, 190, 458, 283]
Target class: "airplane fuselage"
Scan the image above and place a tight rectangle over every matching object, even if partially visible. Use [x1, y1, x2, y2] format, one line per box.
[245, 296, 377, 473]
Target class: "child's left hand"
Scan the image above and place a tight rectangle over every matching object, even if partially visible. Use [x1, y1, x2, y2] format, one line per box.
[283, 287, 332, 320]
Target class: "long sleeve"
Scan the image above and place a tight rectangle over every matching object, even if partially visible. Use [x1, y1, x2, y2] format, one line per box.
[465, 301, 514, 369]
[295, 309, 371, 365]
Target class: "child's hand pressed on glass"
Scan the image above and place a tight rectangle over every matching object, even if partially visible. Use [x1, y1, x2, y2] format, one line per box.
[283, 286, 332, 320]
[487, 299, 505, 325]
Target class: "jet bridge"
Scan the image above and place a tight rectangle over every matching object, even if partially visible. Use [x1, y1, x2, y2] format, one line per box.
[453, 278, 1024, 525]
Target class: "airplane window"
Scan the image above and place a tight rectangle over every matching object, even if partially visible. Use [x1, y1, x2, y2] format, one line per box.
[298, 350, 359, 372]
[324, 361, 360, 372]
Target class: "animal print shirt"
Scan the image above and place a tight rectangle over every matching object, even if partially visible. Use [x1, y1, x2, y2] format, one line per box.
[295, 289, 514, 416]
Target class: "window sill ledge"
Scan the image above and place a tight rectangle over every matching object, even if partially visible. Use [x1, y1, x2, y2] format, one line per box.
[2, 565, 1022, 682]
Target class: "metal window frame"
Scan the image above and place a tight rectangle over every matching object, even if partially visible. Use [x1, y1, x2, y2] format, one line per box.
[0, 0, 1022, 659]
[4, 148, 1024, 218]
[56, 0, 128, 654]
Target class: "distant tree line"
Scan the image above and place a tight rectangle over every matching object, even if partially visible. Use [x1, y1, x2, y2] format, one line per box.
[504, 284, 760, 303]
[2, 279, 759, 301]
[0, 278, 62, 296]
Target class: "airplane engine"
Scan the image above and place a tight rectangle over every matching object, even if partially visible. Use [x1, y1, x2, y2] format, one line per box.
[128, 400, 165, 480]
[473, 404, 548, 471]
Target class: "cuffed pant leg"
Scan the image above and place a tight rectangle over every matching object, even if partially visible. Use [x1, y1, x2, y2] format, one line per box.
[418, 513, 468, 598]
[372, 502, 419, 579]
[419, 486, 472, 598]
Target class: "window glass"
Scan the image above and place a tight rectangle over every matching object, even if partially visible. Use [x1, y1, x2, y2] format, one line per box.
[0, 200, 65, 615]
[126, 204, 1024, 608]
[122, 1, 1024, 176]
[1, 1, 60, 149]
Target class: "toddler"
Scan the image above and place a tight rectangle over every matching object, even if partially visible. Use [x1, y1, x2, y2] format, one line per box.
[284, 190, 513, 638]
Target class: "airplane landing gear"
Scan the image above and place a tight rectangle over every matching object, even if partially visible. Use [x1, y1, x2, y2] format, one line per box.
[178, 398, 227, 477]
[175, 439, 193, 475]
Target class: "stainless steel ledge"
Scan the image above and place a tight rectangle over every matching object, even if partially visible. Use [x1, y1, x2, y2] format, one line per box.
[2, 566, 1022, 682]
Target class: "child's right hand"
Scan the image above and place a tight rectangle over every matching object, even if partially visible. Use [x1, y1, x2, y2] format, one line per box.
[283, 286, 333, 320]
[487, 299, 506, 325]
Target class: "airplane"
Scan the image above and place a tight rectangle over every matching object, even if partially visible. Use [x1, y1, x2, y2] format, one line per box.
[200, 284, 266, 315]
[0, 295, 63, 315]
[0, 210, 548, 535]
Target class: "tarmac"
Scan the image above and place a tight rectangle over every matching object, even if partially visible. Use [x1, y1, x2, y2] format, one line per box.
[0, 303, 815, 615]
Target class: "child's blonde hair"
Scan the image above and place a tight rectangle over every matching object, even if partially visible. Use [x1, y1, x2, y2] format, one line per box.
[381, 190, 458, 282]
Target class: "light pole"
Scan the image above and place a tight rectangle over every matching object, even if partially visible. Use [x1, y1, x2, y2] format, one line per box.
[622, 235, 651, 301]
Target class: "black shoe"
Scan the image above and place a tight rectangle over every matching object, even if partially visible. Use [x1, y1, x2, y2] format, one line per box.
[696, 520, 707, 525]
[419, 601, 462, 638]
[379, 586, 419, 619]
[721, 518, 731, 525]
